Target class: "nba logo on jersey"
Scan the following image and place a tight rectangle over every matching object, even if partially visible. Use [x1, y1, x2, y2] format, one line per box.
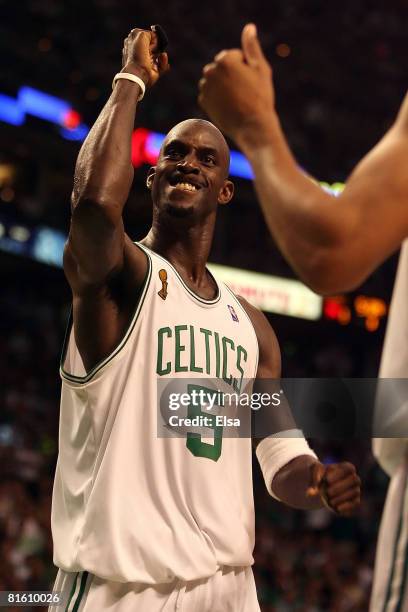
[228, 304, 239, 322]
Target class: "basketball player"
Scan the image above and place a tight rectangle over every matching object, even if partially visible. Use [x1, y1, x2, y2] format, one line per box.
[198, 23, 408, 612]
[50, 27, 361, 611]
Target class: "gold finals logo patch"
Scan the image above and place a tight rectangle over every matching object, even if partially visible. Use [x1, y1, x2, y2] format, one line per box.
[158, 269, 168, 300]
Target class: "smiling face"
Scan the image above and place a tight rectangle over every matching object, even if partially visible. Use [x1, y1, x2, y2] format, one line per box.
[147, 119, 234, 220]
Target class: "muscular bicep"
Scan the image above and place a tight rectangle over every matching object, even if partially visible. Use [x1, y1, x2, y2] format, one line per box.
[238, 297, 297, 442]
[343, 127, 408, 259]
[65, 197, 126, 290]
[311, 115, 408, 293]
[63, 236, 149, 372]
[238, 296, 281, 378]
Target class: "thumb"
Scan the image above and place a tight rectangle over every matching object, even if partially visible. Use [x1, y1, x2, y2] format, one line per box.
[241, 23, 266, 68]
[157, 52, 170, 75]
[306, 462, 326, 497]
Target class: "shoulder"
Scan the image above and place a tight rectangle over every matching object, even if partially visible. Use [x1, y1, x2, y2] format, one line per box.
[236, 295, 281, 378]
[236, 295, 277, 345]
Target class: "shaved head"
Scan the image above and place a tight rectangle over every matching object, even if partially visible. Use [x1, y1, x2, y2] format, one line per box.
[161, 118, 230, 176]
[148, 117, 235, 222]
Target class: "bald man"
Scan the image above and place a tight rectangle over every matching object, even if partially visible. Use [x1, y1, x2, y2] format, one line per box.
[49, 26, 361, 612]
[199, 23, 408, 612]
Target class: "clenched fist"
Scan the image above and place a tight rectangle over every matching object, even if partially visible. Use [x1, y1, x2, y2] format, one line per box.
[198, 24, 275, 144]
[307, 461, 361, 517]
[121, 26, 169, 89]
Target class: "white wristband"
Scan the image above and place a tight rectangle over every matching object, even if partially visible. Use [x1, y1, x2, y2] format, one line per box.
[112, 73, 146, 101]
[256, 430, 318, 500]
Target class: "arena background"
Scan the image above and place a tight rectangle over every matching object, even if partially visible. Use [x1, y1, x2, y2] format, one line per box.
[1, 1, 407, 610]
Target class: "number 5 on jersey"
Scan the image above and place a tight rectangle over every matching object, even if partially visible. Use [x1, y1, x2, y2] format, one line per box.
[186, 384, 223, 462]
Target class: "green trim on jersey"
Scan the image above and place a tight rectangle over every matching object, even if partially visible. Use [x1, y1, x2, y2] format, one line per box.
[64, 572, 78, 612]
[72, 571, 89, 612]
[137, 242, 221, 306]
[60, 245, 152, 384]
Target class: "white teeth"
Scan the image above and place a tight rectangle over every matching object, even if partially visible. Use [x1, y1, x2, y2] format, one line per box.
[174, 182, 197, 191]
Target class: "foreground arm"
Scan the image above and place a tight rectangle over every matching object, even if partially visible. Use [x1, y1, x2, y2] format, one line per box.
[199, 26, 408, 294]
[240, 298, 361, 514]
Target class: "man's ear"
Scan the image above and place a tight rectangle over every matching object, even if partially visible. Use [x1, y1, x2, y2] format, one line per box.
[146, 166, 156, 190]
[217, 179, 234, 205]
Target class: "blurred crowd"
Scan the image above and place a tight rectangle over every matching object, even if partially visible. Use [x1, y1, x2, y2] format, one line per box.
[253, 441, 388, 611]
[0, 264, 66, 609]
[0, 262, 389, 611]
[2, 0, 407, 182]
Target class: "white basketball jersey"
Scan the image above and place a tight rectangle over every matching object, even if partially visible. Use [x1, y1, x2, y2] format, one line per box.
[380, 240, 408, 378]
[373, 240, 408, 476]
[51, 243, 259, 584]
[371, 241, 408, 612]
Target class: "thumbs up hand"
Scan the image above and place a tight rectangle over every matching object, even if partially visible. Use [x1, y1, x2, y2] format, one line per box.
[198, 24, 275, 144]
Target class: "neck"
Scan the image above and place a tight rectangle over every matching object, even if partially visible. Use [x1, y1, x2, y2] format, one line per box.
[141, 211, 216, 284]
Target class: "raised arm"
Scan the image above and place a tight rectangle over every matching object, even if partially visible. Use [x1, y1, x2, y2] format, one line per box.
[199, 25, 408, 295]
[67, 28, 168, 290]
[65, 28, 168, 371]
[239, 297, 361, 514]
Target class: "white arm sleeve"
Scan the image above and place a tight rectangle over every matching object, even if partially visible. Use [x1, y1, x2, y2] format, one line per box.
[256, 429, 318, 500]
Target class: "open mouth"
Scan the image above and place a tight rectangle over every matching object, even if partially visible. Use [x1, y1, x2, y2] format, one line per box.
[173, 182, 198, 192]
[168, 176, 202, 192]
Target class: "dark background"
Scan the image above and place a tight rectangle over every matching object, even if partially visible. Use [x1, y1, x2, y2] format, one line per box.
[1, 0, 406, 609]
